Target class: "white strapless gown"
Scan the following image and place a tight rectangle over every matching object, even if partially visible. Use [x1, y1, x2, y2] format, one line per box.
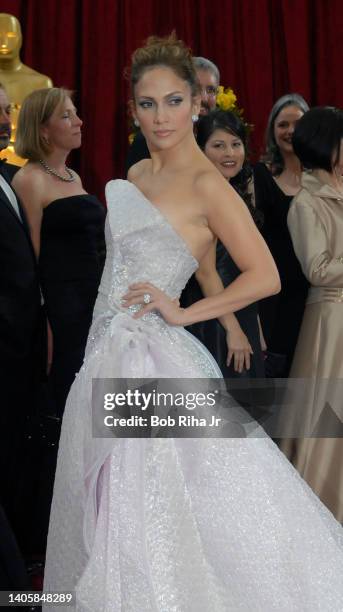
[44, 180, 343, 611]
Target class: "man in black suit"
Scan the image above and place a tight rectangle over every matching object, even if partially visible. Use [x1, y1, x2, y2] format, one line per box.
[0, 82, 42, 539]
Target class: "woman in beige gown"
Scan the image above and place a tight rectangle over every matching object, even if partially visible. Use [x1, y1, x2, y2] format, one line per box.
[285, 106, 343, 522]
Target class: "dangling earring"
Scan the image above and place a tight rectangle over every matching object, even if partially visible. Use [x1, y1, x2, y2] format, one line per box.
[42, 136, 50, 146]
[192, 114, 199, 123]
[134, 118, 140, 127]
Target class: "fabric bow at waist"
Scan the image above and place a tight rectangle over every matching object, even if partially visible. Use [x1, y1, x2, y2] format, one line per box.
[85, 302, 176, 379]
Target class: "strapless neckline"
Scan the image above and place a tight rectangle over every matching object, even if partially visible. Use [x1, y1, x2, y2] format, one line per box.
[115, 179, 199, 268]
[44, 194, 101, 211]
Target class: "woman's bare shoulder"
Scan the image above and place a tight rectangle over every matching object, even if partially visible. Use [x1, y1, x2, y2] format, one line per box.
[193, 165, 226, 188]
[12, 162, 45, 192]
[127, 159, 151, 183]
[193, 166, 238, 209]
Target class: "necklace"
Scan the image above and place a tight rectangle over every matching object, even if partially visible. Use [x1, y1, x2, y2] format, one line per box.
[38, 158, 76, 182]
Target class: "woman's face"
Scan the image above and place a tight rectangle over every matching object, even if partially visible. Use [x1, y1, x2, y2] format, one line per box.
[133, 66, 200, 151]
[273, 104, 304, 156]
[204, 128, 245, 180]
[41, 96, 82, 153]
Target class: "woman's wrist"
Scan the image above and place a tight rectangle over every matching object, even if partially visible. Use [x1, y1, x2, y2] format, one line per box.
[178, 304, 236, 330]
[177, 307, 192, 326]
[220, 313, 239, 333]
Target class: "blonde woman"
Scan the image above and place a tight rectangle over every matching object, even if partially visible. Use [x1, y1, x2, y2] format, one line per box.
[13, 88, 105, 415]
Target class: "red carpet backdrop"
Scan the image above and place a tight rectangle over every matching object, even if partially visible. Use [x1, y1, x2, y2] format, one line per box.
[1, 0, 342, 200]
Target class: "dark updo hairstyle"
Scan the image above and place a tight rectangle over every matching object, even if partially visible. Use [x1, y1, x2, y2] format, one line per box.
[292, 106, 343, 172]
[197, 109, 263, 227]
[129, 33, 200, 98]
[263, 93, 309, 175]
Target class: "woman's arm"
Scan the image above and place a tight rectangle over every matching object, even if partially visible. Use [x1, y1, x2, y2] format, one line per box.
[288, 197, 343, 286]
[196, 240, 253, 372]
[12, 170, 45, 258]
[179, 172, 280, 325]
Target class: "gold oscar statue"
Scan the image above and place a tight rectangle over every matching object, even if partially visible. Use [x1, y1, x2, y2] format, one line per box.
[0, 13, 53, 165]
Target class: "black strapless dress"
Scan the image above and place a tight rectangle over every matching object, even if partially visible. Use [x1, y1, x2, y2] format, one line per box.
[181, 240, 265, 378]
[39, 194, 106, 416]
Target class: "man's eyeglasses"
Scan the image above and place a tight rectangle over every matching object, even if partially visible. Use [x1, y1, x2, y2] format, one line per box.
[200, 86, 219, 97]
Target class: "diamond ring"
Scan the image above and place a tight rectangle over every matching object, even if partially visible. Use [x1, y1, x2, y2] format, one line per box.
[143, 293, 151, 304]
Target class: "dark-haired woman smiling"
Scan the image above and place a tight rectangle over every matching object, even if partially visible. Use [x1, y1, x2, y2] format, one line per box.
[184, 109, 265, 377]
[283, 106, 343, 521]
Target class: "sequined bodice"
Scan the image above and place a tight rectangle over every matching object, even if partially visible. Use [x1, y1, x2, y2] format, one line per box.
[94, 180, 198, 316]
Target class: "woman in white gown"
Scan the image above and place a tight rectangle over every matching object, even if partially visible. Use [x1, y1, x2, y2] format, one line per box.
[44, 36, 343, 611]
